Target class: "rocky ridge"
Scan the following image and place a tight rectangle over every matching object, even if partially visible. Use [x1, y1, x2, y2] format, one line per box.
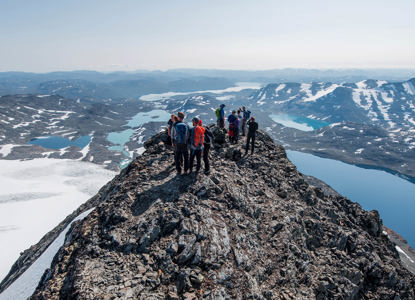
[12, 128, 415, 299]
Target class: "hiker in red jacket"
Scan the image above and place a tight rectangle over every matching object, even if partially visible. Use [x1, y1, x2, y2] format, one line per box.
[189, 117, 205, 174]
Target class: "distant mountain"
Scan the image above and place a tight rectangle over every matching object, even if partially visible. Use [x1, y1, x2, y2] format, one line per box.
[248, 78, 415, 180]
[0, 73, 234, 100]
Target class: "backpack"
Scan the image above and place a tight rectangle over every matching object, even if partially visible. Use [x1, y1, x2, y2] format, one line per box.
[204, 127, 213, 144]
[243, 110, 251, 120]
[174, 122, 188, 144]
[215, 108, 221, 119]
[191, 125, 205, 149]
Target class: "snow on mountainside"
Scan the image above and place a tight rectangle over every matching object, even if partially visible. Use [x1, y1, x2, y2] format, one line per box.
[250, 78, 415, 130]
[249, 78, 415, 180]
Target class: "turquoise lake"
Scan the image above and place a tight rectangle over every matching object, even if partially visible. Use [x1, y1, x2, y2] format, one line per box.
[270, 114, 330, 131]
[29, 135, 91, 150]
[287, 150, 415, 248]
[107, 110, 171, 168]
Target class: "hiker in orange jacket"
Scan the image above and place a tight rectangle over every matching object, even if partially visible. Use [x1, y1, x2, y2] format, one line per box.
[188, 117, 205, 174]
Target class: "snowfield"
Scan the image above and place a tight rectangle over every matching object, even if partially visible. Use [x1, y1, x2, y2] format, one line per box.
[0, 158, 116, 282]
[0, 209, 94, 300]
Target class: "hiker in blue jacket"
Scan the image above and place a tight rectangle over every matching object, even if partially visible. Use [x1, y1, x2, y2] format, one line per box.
[227, 110, 237, 142]
[218, 104, 225, 128]
[171, 111, 189, 175]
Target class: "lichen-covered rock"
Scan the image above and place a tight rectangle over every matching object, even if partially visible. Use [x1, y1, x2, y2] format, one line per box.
[23, 127, 415, 299]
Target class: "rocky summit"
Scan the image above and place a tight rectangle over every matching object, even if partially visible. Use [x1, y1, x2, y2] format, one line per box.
[26, 127, 414, 299]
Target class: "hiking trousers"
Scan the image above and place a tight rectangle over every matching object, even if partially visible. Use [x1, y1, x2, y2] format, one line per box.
[203, 144, 210, 172]
[245, 133, 256, 154]
[219, 118, 225, 128]
[189, 149, 202, 172]
[242, 119, 247, 136]
[233, 128, 239, 143]
[174, 144, 189, 173]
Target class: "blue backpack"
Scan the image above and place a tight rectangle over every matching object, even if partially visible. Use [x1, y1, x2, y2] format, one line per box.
[243, 110, 251, 120]
[174, 122, 188, 144]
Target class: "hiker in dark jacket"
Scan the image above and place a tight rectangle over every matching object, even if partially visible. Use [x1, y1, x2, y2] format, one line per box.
[166, 114, 176, 146]
[188, 117, 205, 174]
[199, 119, 213, 174]
[171, 111, 189, 175]
[245, 117, 258, 155]
[233, 112, 241, 143]
[241, 106, 251, 136]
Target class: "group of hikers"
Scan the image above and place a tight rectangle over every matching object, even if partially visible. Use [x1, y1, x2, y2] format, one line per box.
[167, 104, 259, 176]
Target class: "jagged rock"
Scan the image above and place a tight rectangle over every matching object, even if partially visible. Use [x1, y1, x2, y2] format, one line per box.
[4, 126, 414, 299]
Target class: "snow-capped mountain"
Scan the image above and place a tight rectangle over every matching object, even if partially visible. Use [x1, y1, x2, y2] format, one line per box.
[248, 78, 415, 180]
[250, 79, 415, 129]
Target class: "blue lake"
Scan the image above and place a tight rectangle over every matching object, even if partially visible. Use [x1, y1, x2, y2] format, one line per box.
[29, 135, 91, 150]
[107, 110, 171, 168]
[270, 114, 330, 131]
[287, 150, 415, 248]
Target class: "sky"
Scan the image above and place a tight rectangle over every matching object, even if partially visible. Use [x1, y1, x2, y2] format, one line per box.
[0, 0, 415, 72]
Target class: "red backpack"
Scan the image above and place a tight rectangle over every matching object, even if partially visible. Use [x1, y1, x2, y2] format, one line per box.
[191, 125, 205, 149]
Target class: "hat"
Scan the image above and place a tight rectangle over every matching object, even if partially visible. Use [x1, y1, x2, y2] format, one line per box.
[192, 117, 200, 124]
[232, 110, 236, 113]
[177, 111, 185, 119]
[220, 104, 225, 108]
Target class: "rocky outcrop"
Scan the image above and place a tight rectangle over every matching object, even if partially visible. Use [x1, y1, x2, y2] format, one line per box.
[24, 128, 415, 299]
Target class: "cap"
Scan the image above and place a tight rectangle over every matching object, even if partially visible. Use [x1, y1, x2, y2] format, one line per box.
[192, 117, 200, 124]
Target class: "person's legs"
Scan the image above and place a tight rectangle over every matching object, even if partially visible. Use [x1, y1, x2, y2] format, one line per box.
[189, 150, 195, 172]
[174, 147, 182, 173]
[183, 146, 189, 173]
[242, 120, 246, 136]
[195, 150, 202, 172]
[203, 144, 210, 172]
[251, 135, 256, 154]
[234, 128, 239, 143]
[219, 118, 224, 128]
[245, 134, 251, 153]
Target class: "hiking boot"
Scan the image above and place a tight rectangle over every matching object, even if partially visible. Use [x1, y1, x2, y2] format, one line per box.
[204, 170, 210, 175]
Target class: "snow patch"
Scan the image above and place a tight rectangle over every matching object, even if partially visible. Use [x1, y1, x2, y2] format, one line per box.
[0, 144, 16, 157]
[0, 209, 94, 300]
[302, 84, 338, 102]
[0, 159, 116, 281]
[396, 246, 415, 263]
[403, 82, 415, 95]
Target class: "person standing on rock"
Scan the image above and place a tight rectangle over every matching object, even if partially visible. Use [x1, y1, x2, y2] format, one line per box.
[234, 110, 242, 143]
[241, 106, 251, 136]
[199, 119, 213, 175]
[227, 110, 237, 143]
[171, 112, 190, 175]
[216, 104, 226, 128]
[188, 117, 205, 174]
[245, 116, 258, 155]
[166, 114, 176, 147]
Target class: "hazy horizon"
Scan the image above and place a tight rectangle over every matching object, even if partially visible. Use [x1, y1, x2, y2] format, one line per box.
[1, 0, 415, 72]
